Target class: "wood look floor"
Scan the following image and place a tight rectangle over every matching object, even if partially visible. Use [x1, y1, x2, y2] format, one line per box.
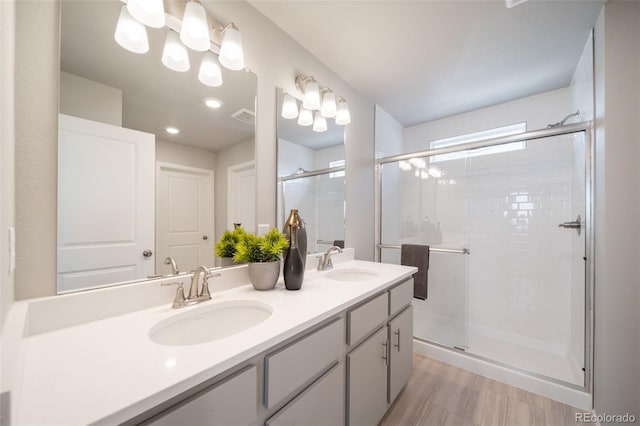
[380, 354, 586, 426]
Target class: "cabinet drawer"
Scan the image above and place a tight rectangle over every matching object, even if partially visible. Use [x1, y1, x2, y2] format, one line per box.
[389, 279, 413, 316]
[347, 292, 388, 346]
[265, 318, 344, 408]
[146, 366, 257, 426]
[266, 363, 345, 426]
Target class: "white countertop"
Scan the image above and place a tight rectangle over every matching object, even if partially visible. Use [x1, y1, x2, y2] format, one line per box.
[9, 259, 416, 425]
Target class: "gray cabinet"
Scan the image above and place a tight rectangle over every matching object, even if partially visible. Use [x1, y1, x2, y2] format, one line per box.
[347, 326, 389, 426]
[145, 366, 257, 426]
[266, 363, 345, 426]
[265, 318, 344, 408]
[389, 305, 413, 403]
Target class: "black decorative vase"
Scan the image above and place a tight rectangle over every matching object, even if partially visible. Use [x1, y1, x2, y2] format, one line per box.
[283, 210, 306, 290]
[283, 209, 307, 268]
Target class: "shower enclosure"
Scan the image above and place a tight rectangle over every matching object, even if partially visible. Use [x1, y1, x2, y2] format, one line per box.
[376, 123, 592, 390]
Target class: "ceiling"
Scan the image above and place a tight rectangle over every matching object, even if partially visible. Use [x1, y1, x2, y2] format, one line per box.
[60, 0, 256, 152]
[250, 0, 604, 127]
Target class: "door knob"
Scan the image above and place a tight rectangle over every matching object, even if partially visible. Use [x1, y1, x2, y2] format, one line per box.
[143, 249, 153, 257]
[202, 235, 208, 240]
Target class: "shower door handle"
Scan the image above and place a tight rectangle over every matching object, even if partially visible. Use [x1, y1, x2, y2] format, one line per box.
[558, 214, 582, 236]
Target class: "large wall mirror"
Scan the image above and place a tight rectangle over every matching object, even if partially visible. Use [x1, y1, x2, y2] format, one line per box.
[276, 88, 346, 255]
[58, 0, 257, 293]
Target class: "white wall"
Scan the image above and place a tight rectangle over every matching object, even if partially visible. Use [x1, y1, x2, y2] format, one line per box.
[59, 71, 122, 126]
[11, 0, 375, 299]
[156, 139, 216, 172]
[593, 2, 640, 420]
[404, 87, 572, 153]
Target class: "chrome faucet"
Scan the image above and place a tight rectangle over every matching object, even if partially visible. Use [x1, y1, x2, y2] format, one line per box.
[317, 246, 343, 271]
[163, 256, 180, 275]
[188, 265, 212, 300]
[161, 266, 220, 309]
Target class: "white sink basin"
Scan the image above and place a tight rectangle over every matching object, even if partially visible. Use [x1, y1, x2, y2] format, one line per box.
[324, 268, 379, 282]
[149, 300, 272, 346]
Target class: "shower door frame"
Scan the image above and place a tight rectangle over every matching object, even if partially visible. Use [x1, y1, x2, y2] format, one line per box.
[374, 121, 594, 394]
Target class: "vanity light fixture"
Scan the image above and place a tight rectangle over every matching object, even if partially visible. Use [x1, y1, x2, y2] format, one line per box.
[162, 30, 190, 72]
[204, 97, 223, 109]
[281, 93, 299, 119]
[114, 5, 149, 54]
[218, 23, 245, 71]
[312, 111, 328, 133]
[335, 97, 351, 125]
[320, 89, 337, 118]
[180, 1, 210, 52]
[298, 108, 313, 126]
[294, 74, 351, 126]
[165, 126, 180, 134]
[126, 0, 165, 29]
[198, 51, 223, 87]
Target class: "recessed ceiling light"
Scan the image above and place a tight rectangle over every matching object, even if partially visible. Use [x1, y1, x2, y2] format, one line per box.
[165, 126, 180, 134]
[204, 98, 223, 109]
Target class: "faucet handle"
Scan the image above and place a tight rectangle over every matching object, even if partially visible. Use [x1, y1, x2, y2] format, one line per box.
[316, 255, 324, 271]
[161, 281, 186, 308]
[199, 272, 221, 300]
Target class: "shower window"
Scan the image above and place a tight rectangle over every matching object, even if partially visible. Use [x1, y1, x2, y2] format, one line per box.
[429, 122, 527, 163]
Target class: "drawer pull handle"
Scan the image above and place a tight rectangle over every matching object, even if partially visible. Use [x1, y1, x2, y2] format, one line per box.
[394, 329, 400, 351]
[382, 341, 389, 365]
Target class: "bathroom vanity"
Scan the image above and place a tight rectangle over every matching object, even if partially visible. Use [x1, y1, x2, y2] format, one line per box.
[5, 253, 416, 426]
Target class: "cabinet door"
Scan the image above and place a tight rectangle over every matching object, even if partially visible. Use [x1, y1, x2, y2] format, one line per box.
[389, 305, 413, 403]
[146, 366, 257, 426]
[347, 327, 388, 426]
[266, 363, 345, 426]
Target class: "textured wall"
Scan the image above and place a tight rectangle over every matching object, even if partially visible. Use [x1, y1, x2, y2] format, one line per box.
[14, 0, 59, 299]
[593, 2, 640, 421]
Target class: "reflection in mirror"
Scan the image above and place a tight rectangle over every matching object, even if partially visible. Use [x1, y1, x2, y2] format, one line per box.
[57, 0, 257, 293]
[276, 89, 345, 255]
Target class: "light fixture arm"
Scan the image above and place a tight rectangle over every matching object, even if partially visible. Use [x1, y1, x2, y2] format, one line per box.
[295, 75, 317, 95]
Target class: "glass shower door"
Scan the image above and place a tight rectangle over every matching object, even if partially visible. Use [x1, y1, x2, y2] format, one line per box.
[462, 133, 586, 386]
[380, 159, 469, 351]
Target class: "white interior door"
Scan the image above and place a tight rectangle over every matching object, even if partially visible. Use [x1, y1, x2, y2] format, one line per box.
[156, 163, 214, 274]
[57, 114, 155, 292]
[228, 160, 256, 232]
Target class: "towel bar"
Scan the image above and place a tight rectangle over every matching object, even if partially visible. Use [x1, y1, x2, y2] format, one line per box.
[378, 244, 470, 255]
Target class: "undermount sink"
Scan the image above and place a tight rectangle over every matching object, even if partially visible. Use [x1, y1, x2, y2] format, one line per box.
[324, 268, 379, 282]
[149, 300, 272, 346]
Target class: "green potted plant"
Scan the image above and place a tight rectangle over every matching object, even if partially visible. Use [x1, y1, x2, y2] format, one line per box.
[233, 228, 289, 290]
[214, 225, 247, 267]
